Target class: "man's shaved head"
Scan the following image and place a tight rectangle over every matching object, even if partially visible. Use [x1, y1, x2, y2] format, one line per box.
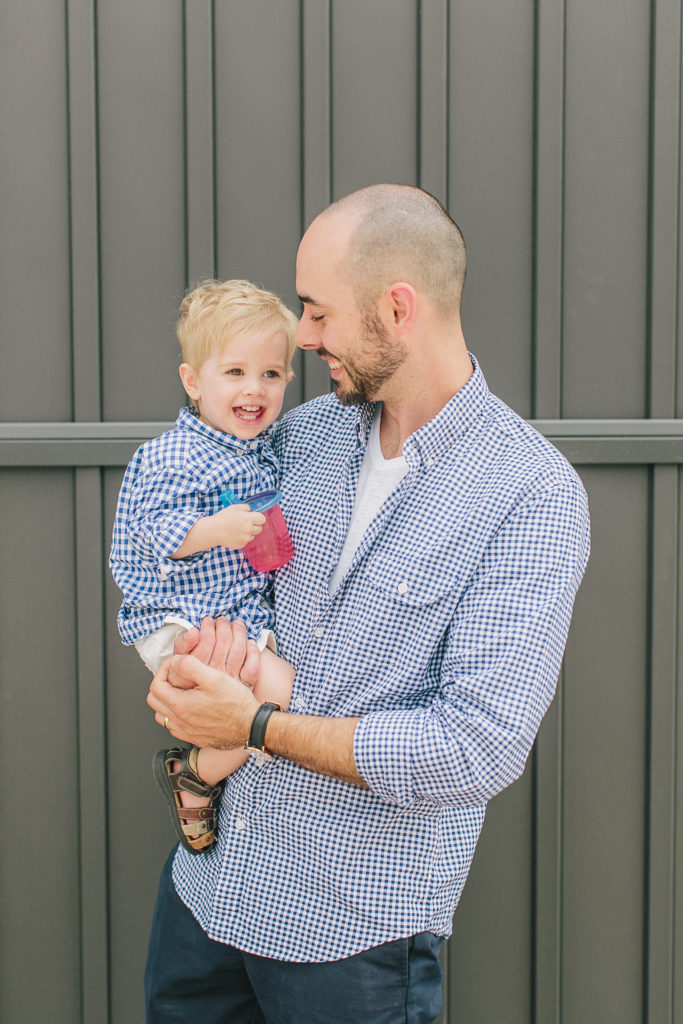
[319, 184, 467, 318]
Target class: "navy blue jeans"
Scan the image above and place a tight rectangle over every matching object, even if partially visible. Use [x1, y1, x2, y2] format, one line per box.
[145, 849, 444, 1023]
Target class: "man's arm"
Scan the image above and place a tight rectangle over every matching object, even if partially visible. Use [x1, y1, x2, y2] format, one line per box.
[147, 618, 366, 787]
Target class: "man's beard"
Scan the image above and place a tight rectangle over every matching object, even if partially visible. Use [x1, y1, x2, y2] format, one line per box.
[333, 307, 407, 406]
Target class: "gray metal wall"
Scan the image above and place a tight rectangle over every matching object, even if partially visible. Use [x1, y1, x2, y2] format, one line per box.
[1, 1, 681, 1021]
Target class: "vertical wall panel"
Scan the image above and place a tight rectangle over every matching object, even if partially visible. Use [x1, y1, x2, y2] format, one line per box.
[649, 0, 681, 420]
[0, 471, 81, 1023]
[75, 467, 110, 1022]
[213, 0, 303, 412]
[0, 1, 72, 421]
[184, 0, 217, 286]
[448, 0, 535, 417]
[562, 2, 651, 419]
[533, 0, 566, 421]
[103, 469, 178, 1024]
[300, 0, 334, 404]
[98, 0, 186, 422]
[647, 465, 678, 1022]
[561, 467, 648, 1021]
[68, 0, 103, 423]
[214, 2, 301, 307]
[331, 0, 418, 196]
[675, 469, 683, 1024]
[446, 774, 534, 1022]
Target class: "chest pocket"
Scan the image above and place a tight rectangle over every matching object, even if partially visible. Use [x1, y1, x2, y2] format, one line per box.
[364, 546, 463, 607]
[343, 542, 467, 666]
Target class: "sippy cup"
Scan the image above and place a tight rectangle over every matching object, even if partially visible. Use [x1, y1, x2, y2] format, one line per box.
[220, 488, 294, 572]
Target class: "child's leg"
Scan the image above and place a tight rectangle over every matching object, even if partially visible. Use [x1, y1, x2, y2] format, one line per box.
[192, 648, 294, 784]
[154, 636, 294, 853]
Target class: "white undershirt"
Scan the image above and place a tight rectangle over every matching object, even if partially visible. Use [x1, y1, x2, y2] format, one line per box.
[329, 407, 408, 593]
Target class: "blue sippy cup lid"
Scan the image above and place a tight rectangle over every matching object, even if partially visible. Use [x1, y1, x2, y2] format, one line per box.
[220, 487, 281, 513]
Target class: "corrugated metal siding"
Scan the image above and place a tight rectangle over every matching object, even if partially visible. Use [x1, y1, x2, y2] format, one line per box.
[1, 2, 681, 1021]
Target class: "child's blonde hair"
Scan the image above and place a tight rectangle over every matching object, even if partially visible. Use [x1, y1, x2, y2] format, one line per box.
[177, 279, 298, 368]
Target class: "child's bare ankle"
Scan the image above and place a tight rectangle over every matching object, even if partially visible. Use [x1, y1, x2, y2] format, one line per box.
[195, 748, 224, 787]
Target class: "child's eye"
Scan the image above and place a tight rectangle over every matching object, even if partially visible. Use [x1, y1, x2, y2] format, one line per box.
[263, 369, 281, 379]
[225, 368, 243, 376]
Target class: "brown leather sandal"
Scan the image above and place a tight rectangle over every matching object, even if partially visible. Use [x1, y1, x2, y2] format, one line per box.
[152, 746, 223, 854]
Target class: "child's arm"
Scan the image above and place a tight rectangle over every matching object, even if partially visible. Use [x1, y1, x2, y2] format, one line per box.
[171, 504, 265, 560]
[252, 648, 294, 710]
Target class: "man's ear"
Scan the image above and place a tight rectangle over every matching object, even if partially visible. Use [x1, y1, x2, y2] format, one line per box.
[179, 363, 201, 401]
[382, 282, 417, 332]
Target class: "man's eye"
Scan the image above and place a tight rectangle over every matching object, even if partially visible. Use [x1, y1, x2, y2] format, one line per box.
[310, 314, 324, 323]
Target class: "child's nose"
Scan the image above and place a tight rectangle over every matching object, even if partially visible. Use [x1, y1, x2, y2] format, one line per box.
[242, 376, 265, 395]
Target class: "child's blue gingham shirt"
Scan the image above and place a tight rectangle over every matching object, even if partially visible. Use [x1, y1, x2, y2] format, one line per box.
[109, 406, 279, 645]
[172, 357, 590, 962]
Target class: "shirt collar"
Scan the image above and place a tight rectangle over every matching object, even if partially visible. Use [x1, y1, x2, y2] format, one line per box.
[175, 405, 276, 453]
[352, 353, 489, 468]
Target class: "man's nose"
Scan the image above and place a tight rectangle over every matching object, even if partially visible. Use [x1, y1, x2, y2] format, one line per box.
[295, 317, 321, 350]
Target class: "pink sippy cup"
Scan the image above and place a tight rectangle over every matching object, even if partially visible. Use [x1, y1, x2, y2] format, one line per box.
[220, 488, 294, 572]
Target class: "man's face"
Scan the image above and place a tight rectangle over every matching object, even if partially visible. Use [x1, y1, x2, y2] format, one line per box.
[295, 215, 407, 405]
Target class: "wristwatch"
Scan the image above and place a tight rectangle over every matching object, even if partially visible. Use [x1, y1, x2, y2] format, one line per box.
[245, 701, 281, 760]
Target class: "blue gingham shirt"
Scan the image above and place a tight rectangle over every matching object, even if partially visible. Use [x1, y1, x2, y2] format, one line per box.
[109, 406, 278, 644]
[172, 357, 590, 962]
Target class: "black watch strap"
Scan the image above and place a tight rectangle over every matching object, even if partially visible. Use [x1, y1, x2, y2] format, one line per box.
[245, 701, 281, 759]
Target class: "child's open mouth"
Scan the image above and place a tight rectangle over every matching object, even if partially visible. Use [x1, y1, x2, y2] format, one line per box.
[233, 405, 265, 422]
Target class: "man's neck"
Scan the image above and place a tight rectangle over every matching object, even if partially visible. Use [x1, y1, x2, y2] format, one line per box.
[377, 352, 474, 459]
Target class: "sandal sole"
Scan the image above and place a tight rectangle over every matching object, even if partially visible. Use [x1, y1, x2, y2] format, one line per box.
[152, 749, 216, 855]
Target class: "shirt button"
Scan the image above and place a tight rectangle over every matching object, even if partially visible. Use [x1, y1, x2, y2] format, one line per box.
[249, 440, 259, 449]
[294, 695, 305, 710]
[234, 818, 246, 831]
[426, 457, 435, 468]
[397, 581, 408, 595]
[313, 626, 324, 638]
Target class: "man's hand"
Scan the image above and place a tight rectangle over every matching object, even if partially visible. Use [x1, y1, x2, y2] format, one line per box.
[148, 620, 261, 749]
[171, 617, 260, 687]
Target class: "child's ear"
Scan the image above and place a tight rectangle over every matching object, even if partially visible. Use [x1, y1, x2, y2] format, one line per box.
[179, 363, 200, 401]
[285, 369, 295, 383]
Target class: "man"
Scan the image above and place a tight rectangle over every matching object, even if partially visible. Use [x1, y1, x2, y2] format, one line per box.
[146, 184, 590, 1023]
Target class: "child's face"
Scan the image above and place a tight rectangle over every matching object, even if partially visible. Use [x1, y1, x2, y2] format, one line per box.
[180, 328, 292, 439]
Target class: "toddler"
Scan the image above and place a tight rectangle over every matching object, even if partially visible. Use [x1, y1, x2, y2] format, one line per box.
[110, 279, 297, 853]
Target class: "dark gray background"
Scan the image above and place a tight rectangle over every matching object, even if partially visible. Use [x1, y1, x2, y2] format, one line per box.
[1, 1, 681, 1021]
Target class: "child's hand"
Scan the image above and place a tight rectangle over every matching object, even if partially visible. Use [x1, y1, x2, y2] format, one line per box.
[211, 503, 265, 550]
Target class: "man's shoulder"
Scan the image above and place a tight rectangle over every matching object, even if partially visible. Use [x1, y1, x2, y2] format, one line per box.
[483, 393, 585, 498]
[273, 392, 357, 459]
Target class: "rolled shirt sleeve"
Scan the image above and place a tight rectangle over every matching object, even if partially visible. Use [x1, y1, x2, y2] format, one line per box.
[126, 470, 205, 569]
[353, 477, 590, 809]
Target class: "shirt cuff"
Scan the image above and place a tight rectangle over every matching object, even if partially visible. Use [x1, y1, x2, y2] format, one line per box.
[147, 509, 204, 567]
[353, 709, 420, 808]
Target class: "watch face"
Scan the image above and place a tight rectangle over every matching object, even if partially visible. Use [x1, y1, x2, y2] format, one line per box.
[244, 744, 274, 761]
